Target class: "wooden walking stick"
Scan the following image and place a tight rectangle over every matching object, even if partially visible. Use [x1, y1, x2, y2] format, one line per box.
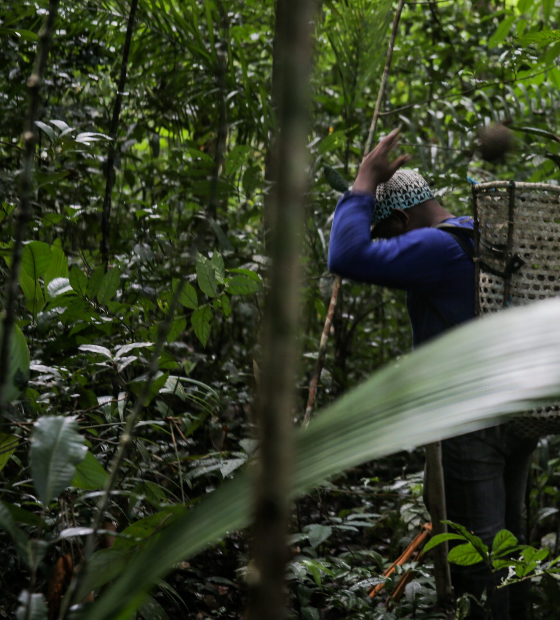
[303, 0, 406, 428]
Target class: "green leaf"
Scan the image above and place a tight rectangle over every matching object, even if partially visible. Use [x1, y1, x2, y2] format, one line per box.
[488, 15, 516, 47]
[226, 275, 260, 296]
[130, 371, 169, 405]
[173, 279, 198, 309]
[3, 503, 42, 527]
[69, 265, 88, 296]
[423, 532, 465, 553]
[47, 277, 73, 298]
[492, 529, 518, 557]
[72, 451, 109, 490]
[305, 524, 332, 548]
[196, 254, 218, 298]
[30, 417, 87, 505]
[210, 252, 225, 283]
[0, 323, 30, 404]
[87, 266, 105, 299]
[78, 344, 112, 359]
[448, 543, 484, 566]
[21, 241, 52, 280]
[517, 29, 560, 47]
[444, 521, 489, 562]
[0, 501, 29, 564]
[191, 307, 212, 347]
[323, 164, 349, 193]
[113, 506, 187, 552]
[214, 295, 231, 318]
[16, 591, 47, 620]
[83, 299, 560, 620]
[19, 269, 45, 314]
[0, 434, 18, 471]
[97, 269, 120, 305]
[44, 245, 68, 290]
[138, 595, 170, 620]
[167, 317, 186, 344]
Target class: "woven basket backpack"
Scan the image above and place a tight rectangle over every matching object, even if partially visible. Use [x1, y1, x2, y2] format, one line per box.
[472, 180, 560, 437]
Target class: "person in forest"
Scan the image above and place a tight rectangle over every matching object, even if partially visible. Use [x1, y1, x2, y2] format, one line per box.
[327, 129, 537, 620]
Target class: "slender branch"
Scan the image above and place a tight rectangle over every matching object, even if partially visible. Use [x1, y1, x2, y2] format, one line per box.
[304, 0, 405, 424]
[379, 65, 555, 117]
[302, 276, 340, 427]
[57, 281, 185, 619]
[100, 0, 138, 267]
[245, 0, 313, 617]
[364, 0, 406, 156]
[0, 0, 59, 414]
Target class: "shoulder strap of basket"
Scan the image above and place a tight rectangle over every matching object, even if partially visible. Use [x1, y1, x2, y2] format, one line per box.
[434, 221, 475, 261]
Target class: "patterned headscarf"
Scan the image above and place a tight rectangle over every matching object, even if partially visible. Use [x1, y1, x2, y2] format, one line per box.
[372, 169, 434, 225]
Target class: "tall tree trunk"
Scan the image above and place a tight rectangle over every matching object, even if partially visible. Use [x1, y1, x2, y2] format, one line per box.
[100, 0, 138, 267]
[245, 0, 313, 618]
[0, 0, 59, 413]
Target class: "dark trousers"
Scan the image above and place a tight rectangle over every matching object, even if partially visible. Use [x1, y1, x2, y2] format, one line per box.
[440, 426, 538, 620]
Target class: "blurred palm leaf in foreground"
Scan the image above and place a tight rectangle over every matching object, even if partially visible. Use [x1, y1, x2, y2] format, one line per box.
[85, 298, 560, 620]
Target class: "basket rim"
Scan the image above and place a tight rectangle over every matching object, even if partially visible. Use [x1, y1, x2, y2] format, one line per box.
[473, 181, 560, 193]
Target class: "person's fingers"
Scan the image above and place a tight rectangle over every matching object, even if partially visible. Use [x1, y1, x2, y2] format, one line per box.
[390, 154, 411, 173]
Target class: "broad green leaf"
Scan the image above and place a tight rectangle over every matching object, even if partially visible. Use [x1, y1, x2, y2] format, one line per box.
[305, 524, 332, 548]
[0, 502, 29, 565]
[517, 29, 560, 46]
[0, 323, 30, 404]
[226, 275, 260, 296]
[78, 344, 112, 359]
[44, 246, 68, 289]
[21, 241, 52, 280]
[16, 591, 47, 620]
[30, 417, 87, 505]
[87, 266, 105, 299]
[423, 533, 465, 553]
[173, 279, 198, 309]
[113, 506, 187, 552]
[97, 269, 120, 305]
[492, 529, 518, 557]
[448, 543, 483, 566]
[0, 434, 18, 471]
[323, 164, 349, 192]
[191, 307, 212, 347]
[139, 595, 170, 620]
[46, 277, 72, 298]
[214, 295, 231, 318]
[69, 265, 88, 296]
[114, 342, 154, 359]
[210, 252, 225, 283]
[83, 299, 560, 620]
[3, 503, 42, 527]
[130, 371, 169, 405]
[167, 317, 186, 344]
[488, 15, 516, 47]
[19, 269, 45, 314]
[72, 451, 109, 490]
[34, 121, 56, 142]
[444, 521, 489, 561]
[196, 254, 218, 298]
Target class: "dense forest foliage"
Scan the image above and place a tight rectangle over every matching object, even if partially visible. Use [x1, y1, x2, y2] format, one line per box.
[2, 0, 560, 618]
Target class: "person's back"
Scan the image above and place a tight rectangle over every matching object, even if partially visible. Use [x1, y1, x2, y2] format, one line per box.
[328, 129, 537, 620]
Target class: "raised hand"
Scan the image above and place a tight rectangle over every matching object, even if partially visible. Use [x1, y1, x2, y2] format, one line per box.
[353, 129, 411, 194]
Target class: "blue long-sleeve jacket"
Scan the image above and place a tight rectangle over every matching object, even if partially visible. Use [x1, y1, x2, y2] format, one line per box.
[328, 192, 475, 347]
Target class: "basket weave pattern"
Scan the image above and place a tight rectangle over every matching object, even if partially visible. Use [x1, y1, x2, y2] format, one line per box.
[474, 181, 560, 436]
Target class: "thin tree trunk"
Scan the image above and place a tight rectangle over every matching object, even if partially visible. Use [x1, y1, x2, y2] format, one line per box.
[245, 0, 313, 618]
[0, 0, 59, 413]
[100, 0, 138, 267]
[425, 442, 453, 602]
